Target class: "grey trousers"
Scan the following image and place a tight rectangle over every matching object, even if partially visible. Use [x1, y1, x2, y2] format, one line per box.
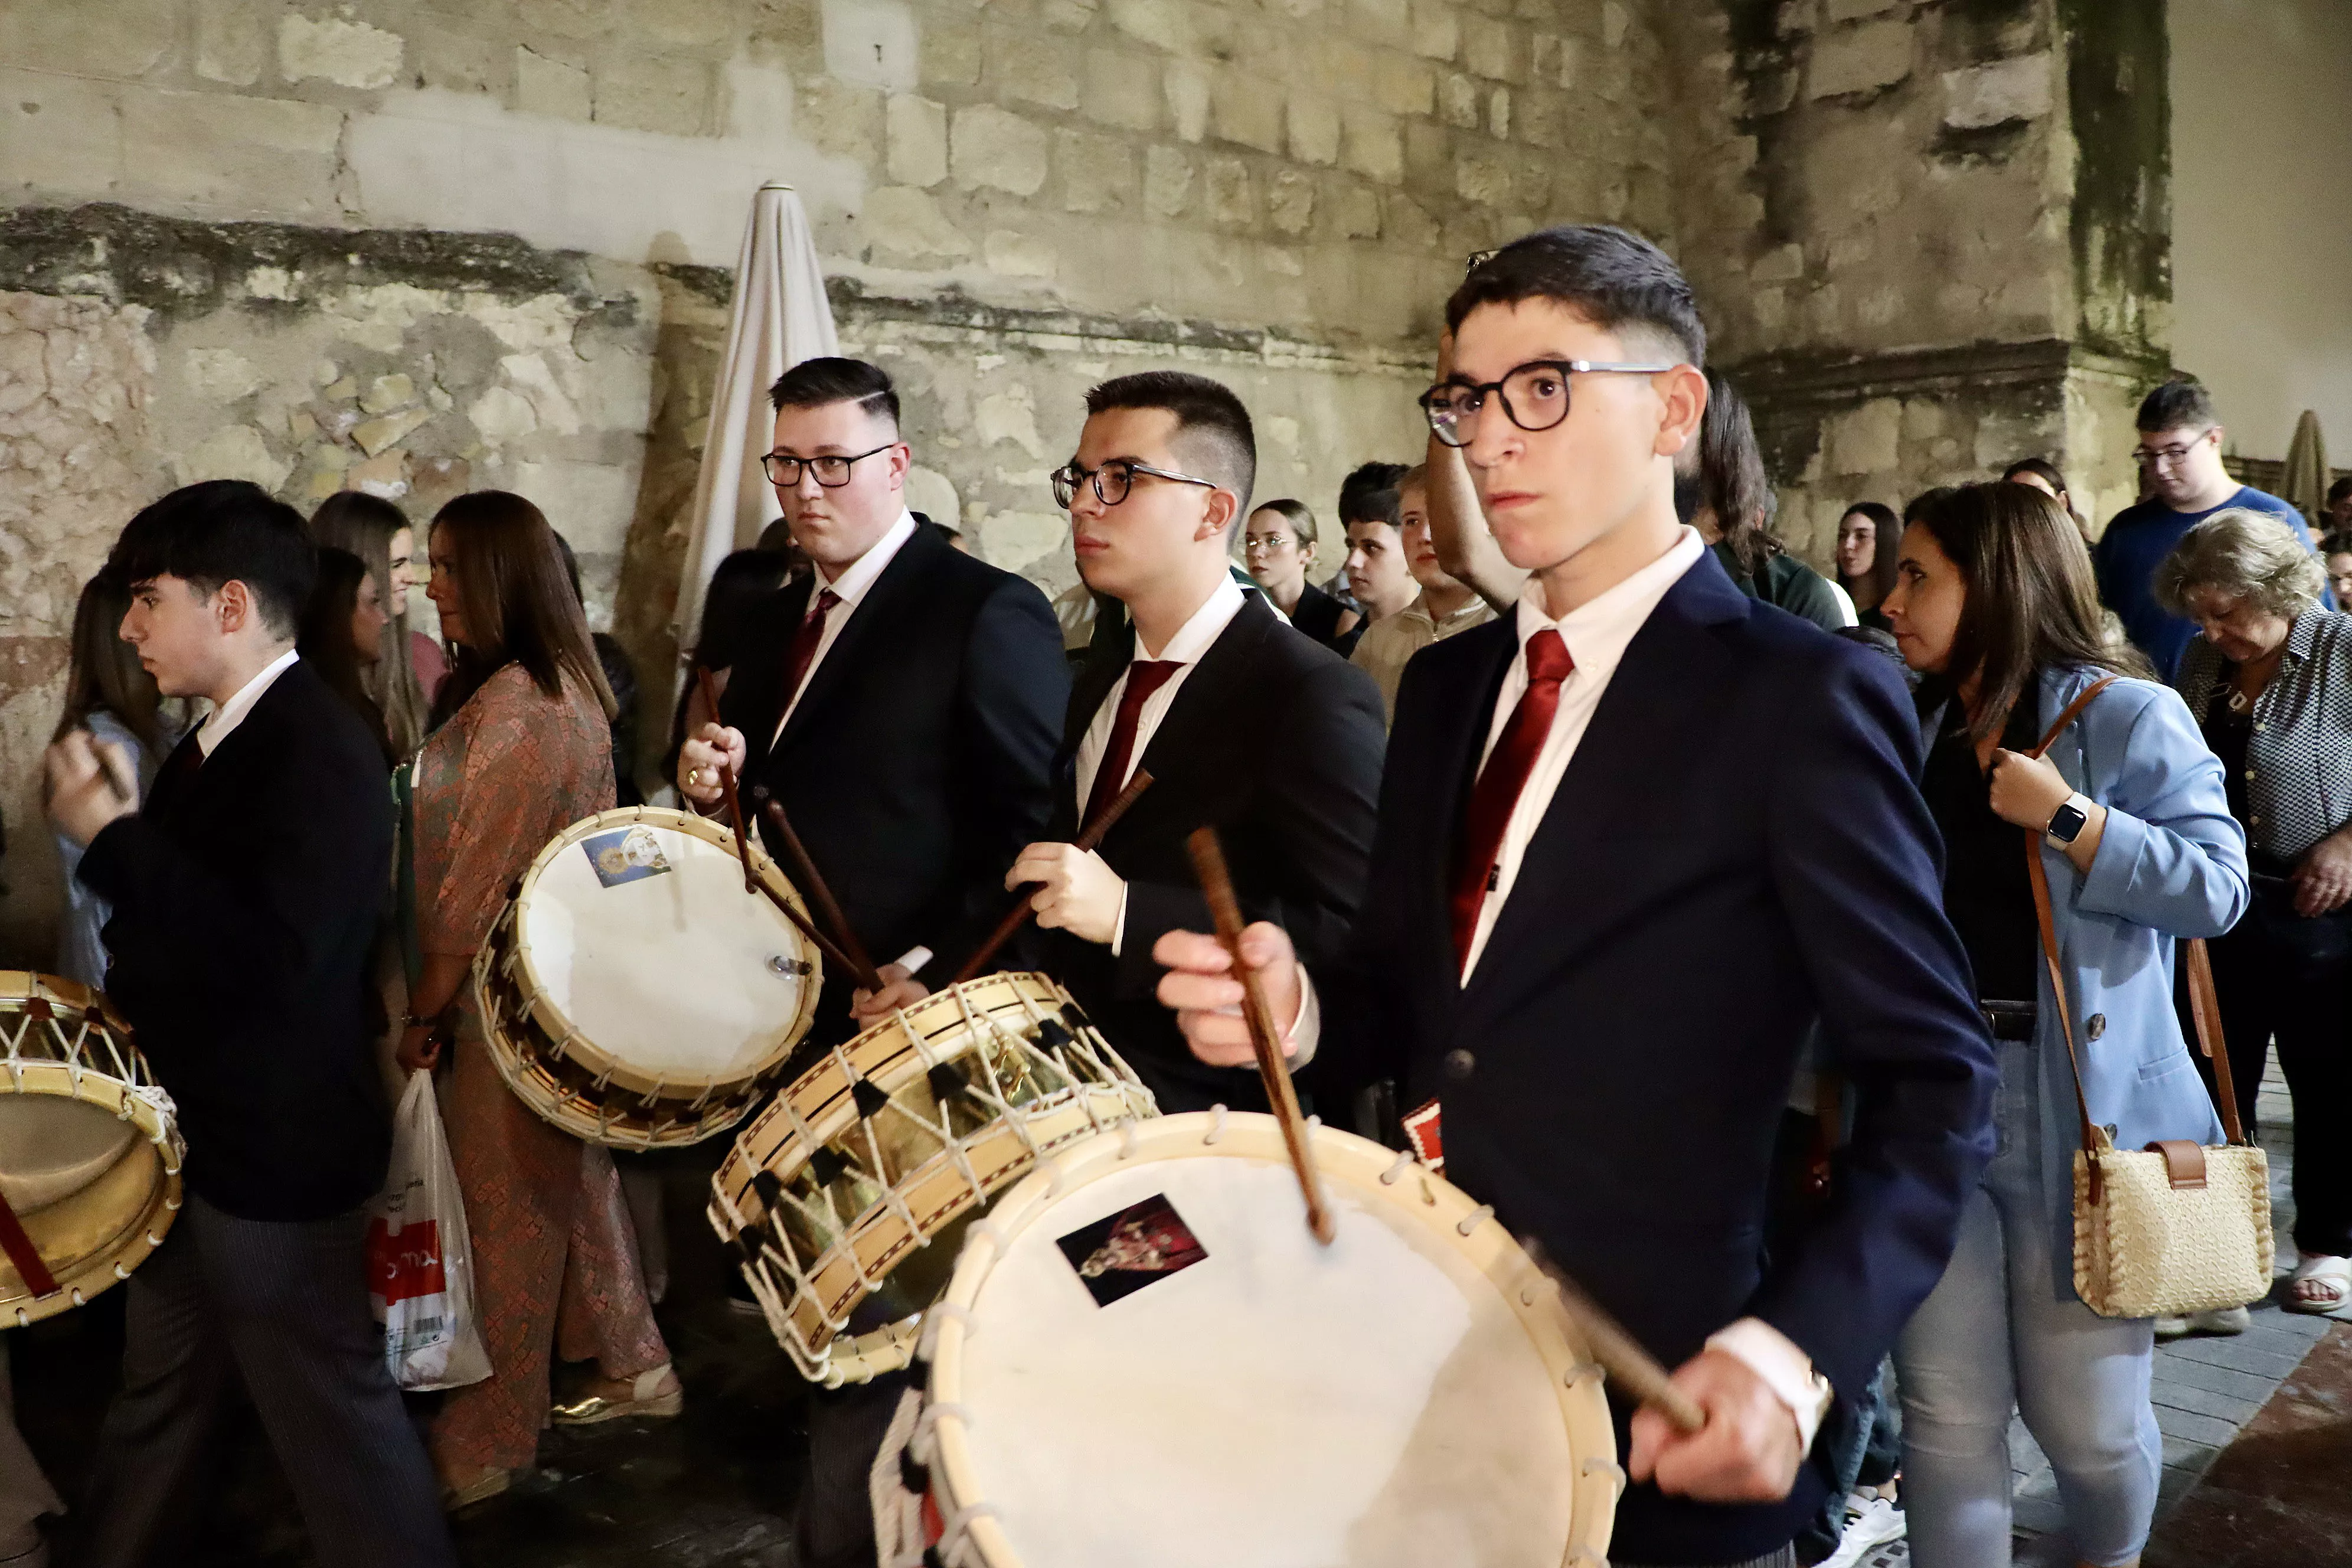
[71, 1194, 453, 1568]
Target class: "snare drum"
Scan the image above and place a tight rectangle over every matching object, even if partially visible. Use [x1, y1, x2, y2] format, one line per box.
[710, 973, 1155, 1387]
[905, 1112, 1618, 1568]
[0, 973, 184, 1327]
[473, 806, 823, 1148]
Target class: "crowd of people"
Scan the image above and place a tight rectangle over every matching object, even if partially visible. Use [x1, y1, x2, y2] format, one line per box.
[11, 221, 2348, 1568]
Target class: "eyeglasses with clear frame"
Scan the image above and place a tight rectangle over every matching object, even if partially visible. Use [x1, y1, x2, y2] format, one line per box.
[1051, 458, 1220, 509]
[762, 442, 897, 488]
[1420, 358, 1679, 448]
[1242, 530, 1298, 556]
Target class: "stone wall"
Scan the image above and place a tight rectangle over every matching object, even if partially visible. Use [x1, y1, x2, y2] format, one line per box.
[1663, 0, 2170, 555]
[0, 0, 1677, 963]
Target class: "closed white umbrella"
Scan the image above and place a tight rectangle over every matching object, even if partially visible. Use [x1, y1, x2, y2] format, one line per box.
[670, 180, 838, 671]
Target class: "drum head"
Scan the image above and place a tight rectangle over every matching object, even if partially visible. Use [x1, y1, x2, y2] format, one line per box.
[943, 1134, 1580, 1567]
[0, 1096, 138, 1214]
[519, 816, 815, 1084]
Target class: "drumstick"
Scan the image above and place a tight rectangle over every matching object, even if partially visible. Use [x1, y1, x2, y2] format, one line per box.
[692, 665, 759, 896]
[1522, 1239, 1706, 1435]
[743, 865, 865, 991]
[950, 769, 1155, 984]
[1185, 825, 1335, 1246]
[752, 790, 883, 993]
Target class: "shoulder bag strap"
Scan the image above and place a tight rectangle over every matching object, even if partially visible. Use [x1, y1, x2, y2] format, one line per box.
[2021, 674, 2120, 1196]
[2181, 936, 2247, 1146]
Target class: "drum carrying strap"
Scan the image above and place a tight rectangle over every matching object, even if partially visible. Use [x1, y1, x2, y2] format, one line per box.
[393, 759, 422, 994]
[0, 1185, 59, 1299]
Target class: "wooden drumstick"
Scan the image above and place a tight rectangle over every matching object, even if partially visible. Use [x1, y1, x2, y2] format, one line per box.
[1185, 825, 1335, 1246]
[1523, 1239, 1706, 1435]
[752, 791, 883, 993]
[743, 865, 863, 991]
[692, 665, 759, 896]
[950, 769, 1155, 984]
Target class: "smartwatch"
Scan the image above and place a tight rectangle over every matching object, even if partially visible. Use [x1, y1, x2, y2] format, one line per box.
[2044, 792, 2093, 849]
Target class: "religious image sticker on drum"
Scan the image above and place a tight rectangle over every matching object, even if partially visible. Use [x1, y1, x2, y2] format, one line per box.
[1055, 1194, 1206, 1306]
[582, 826, 672, 888]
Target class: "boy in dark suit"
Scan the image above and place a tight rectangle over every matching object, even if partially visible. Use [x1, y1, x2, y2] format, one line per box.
[678, 358, 1068, 1040]
[44, 481, 450, 1568]
[1156, 229, 1997, 1568]
[1005, 371, 1384, 1112]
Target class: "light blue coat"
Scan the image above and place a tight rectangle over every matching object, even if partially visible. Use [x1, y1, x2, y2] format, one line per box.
[2015, 666, 2249, 1293]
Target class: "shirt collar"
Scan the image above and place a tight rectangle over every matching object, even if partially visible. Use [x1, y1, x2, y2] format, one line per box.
[197, 646, 300, 757]
[1140, 573, 1247, 665]
[2285, 606, 2325, 662]
[1511, 525, 1707, 679]
[815, 510, 919, 607]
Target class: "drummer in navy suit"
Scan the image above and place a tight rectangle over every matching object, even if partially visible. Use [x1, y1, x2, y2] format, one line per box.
[1155, 227, 1998, 1568]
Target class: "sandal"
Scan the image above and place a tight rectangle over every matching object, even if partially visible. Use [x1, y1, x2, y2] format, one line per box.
[438, 1465, 510, 1511]
[2286, 1254, 2351, 1316]
[551, 1364, 684, 1426]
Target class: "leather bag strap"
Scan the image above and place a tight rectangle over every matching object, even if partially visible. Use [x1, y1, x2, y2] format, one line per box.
[2021, 676, 2118, 1190]
[2182, 935, 2248, 1146]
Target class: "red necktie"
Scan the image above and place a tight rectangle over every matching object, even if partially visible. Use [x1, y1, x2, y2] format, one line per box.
[1451, 629, 1574, 970]
[780, 587, 841, 711]
[1084, 660, 1181, 830]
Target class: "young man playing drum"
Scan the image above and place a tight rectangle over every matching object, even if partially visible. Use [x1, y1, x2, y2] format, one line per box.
[1155, 228, 1998, 1568]
[43, 482, 452, 1568]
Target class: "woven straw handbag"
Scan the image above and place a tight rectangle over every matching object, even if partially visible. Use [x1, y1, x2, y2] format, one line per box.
[2024, 678, 2273, 1321]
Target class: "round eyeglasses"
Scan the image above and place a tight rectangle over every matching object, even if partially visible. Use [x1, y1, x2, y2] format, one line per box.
[1050, 458, 1219, 509]
[1419, 358, 1677, 447]
[762, 442, 897, 488]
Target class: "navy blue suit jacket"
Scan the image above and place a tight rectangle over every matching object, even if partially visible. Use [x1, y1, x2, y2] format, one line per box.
[1308, 551, 1997, 1563]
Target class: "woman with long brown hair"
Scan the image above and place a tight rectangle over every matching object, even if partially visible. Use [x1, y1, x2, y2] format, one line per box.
[393, 492, 670, 1506]
[297, 545, 396, 766]
[309, 491, 439, 757]
[1880, 482, 2246, 1568]
[49, 568, 188, 985]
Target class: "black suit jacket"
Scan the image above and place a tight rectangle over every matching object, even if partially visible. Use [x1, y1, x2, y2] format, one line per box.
[1029, 594, 1386, 1112]
[723, 522, 1069, 1039]
[1317, 553, 1997, 1563]
[78, 659, 396, 1222]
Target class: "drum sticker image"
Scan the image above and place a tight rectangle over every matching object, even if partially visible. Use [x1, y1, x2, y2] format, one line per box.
[1055, 1193, 1206, 1306]
[582, 826, 672, 888]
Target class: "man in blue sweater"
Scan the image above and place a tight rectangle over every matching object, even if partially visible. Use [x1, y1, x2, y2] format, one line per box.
[2095, 378, 2319, 680]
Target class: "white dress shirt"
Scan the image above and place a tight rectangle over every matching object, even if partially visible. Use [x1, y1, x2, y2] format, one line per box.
[773, 509, 921, 743]
[1289, 525, 1834, 1443]
[1073, 573, 1246, 955]
[1458, 525, 1707, 978]
[196, 646, 300, 759]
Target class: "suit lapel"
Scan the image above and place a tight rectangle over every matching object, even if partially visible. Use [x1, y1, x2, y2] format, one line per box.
[1418, 622, 1518, 985]
[1458, 558, 1747, 1024]
[1128, 597, 1274, 796]
[772, 525, 942, 758]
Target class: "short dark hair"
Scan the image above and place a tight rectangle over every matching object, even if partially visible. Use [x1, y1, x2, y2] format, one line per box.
[769, 356, 901, 426]
[1083, 370, 1256, 511]
[2137, 377, 2218, 434]
[1445, 224, 1705, 367]
[109, 479, 316, 639]
[2326, 475, 2352, 507]
[2321, 528, 2352, 557]
[1338, 462, 1410, 529]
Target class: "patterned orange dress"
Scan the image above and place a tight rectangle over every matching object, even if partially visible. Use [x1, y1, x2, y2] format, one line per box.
[411, 663, 668, 1475]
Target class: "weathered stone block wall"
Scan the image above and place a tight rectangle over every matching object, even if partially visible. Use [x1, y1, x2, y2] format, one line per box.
[1663, 0, 2167, 560]
[0, 0, 1676, 964]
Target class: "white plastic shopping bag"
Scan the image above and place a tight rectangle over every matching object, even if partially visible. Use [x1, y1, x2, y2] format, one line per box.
[368, 1070, 491, 1390]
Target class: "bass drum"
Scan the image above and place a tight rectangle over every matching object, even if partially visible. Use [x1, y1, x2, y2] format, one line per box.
[0, 973, 184, 1327]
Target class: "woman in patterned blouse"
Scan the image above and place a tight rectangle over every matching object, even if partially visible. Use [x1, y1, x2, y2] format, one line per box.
[396, 492, 679, 1505]
[2160, 509, 2352, 1318]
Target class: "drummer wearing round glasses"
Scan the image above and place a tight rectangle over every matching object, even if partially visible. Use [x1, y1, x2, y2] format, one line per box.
[1242, 499, 1360, 652]
[1157, 227, 1994, 1568]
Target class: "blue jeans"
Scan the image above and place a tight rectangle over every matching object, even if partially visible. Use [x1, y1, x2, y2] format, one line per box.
[1896, 1043, 2160, 1567]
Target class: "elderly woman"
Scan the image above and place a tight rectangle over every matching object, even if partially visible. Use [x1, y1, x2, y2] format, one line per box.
[2159, 509, 2352, 1319]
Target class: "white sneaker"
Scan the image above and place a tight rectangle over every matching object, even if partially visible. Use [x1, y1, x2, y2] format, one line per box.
[1818, 1495, 1906, 1568]
[2157, 1304, 2250, 1338]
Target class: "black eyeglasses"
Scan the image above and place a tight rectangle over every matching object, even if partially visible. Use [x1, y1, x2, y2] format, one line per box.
[1419, 358, 1678, 447]
[763, 442, 897, 488]
[1051, 458, 1220, 509]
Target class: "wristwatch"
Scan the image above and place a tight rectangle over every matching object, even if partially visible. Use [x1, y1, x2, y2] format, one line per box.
[2044, 792, 2094, 849]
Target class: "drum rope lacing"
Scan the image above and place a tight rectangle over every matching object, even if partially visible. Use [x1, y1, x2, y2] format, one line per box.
[1202, 1104, 1229, 1144]
[1456, 1201, 1495, 1237]
[935, 1501, 998, 1565]
[1380, 1148, 1415, 1185]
